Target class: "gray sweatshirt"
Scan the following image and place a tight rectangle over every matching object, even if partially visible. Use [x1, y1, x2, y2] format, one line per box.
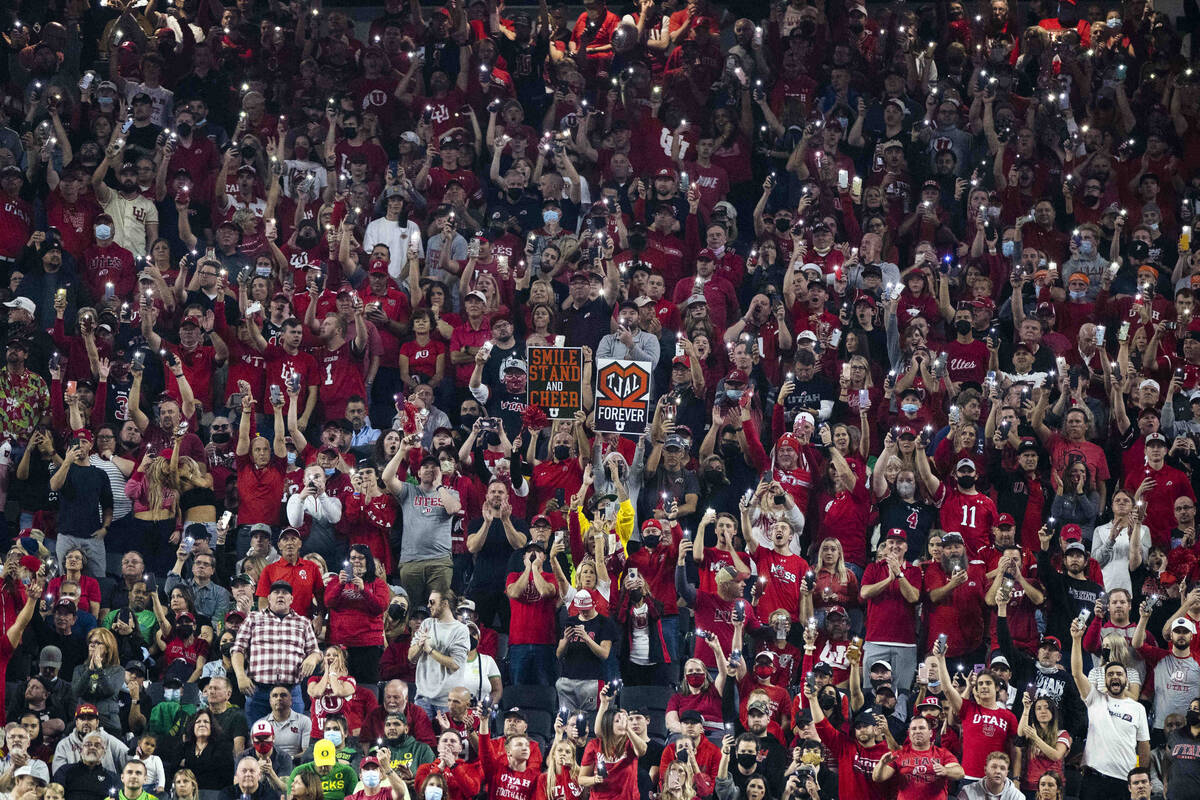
[413, 616, 470, 706]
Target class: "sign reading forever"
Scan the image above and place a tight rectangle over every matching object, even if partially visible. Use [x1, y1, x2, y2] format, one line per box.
[527, 346, 582, 418]
[595, 359, 652, 434]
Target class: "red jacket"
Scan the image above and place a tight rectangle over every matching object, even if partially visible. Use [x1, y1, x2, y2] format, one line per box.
[415, 760, 482, 800]
[324, 576, 389, 648]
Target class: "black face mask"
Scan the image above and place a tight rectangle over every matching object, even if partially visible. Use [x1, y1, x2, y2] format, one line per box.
[735, 753, 758, 770]
[220, 643, 233, 657]
[469, 636, 479, 650]
[956, 475, 976, 489]
[774, 218, 791, 233]
[297, 232, 319, 249]
[210, 431, 231, 444]
[240, 145, 256, 160]
[954, 319, 972, 335]
[720, 443, 740, 461]
[343, 127, 358, 140]
[629, 233, 647, 251]
[642, 534, 661, 549]
[387, 604, 408, 620]
[553, 445, 571, 460]
[1188, 709, 1200, 727]
[176, 625, 194, 638]
[483, 432, 501, 447]
[818, 694, 837, 711]
[460, 414, 480, 429]
[176, 122, 192, 138]
[506, 188, 523, 201]
[629, 588, 644, 603]
[704, 468, 728, 486]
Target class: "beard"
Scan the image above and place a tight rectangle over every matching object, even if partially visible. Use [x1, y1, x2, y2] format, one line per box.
[940, 554, 965, 575]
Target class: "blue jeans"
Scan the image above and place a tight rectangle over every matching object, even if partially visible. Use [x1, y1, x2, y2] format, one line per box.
[244, 683, 304, 722]
[660, 614, 680, 682]
[414, 697, 449, 718]
[509, 644, 556, 685]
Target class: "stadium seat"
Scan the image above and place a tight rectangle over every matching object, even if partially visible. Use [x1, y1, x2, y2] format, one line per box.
[500, 684, 558, 714]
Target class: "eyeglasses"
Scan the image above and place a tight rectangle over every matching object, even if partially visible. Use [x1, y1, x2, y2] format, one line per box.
[211, 424, 231, 430]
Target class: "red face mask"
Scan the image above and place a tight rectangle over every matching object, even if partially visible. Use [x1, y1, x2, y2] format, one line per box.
[685, 673, 706, 688]
[253, 740, 273, 755]
[754, 665, 775, 680]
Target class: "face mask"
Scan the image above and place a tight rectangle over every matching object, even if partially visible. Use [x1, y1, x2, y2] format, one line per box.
[95, 224, 112, 239]
[294, 145, 310, 160]
[553, 445, 571, 460]
[720, 442, 740, 461]
[543, 210, 560, 225]
[325, 730, 342, 747]
[726, 389, 744, 401]
[483, 432, 500, 447]
[297, 233, 319, 248]
[774, 218, 791, 233]
[362, 771, 381, 788]
[176, 625, 194, 638]
[1079, 240, 1095, 256]
[1188, 709, 1200, 727]
[425, 788, 444, 800]
[629, 233, 647, 250]
[817, 694, 837, 711]
[287, 452, 297, 465]
[954, 319, 971, 335]
[324, 467, 336, 476]
[1069, 290, 1087, 301]
[685, 673, 706, 688]
[1149, 222, 1160, 232]
[440, 459, 456, 474]
[735, 753, 758, 769]
[956, 475, 976, 489]
[343, 127, 358, 139]
[629, 589, 644, 603]
[1001, 240, 1015, 257]
[220, 643, 233, 657]
[163, 688, 181, 703]
[901, 402, 919, 414]
[175, 122, 192, 138]
[703, 468, 727, 485]
[754, 664, 774, 680]
[642, 534, 661, 549]
[253, 740, 273, 755]
[460, 414, 480, 429]
[468, 636, 479, 650]
[896, 480, 916, 499]
[210, 431, 231, 444]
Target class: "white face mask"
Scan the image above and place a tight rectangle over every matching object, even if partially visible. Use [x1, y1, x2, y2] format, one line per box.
[425, 788, 444, 800]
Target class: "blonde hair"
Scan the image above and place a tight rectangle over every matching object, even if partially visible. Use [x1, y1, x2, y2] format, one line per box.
[143, 455, 179, 514]
[88, 628, 119, 667]
[661, 758, 699, 800]
[818, 537, 850, 584]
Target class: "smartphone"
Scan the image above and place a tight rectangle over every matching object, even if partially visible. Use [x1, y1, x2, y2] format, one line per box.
[917, 662, 929, 683]
[219, 510, 233, 528]
[270, 384, 283, 406]
[626, 567, 639, 582]
[973, 664, 985, 675]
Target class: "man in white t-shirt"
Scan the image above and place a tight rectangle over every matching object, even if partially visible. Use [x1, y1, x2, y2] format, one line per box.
[1070, 615, 1150, 796]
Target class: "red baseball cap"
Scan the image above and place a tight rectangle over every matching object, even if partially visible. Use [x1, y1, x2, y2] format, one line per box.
[726, 368, 749, 385]
[1060, 523, 1083, 542]
[996, 513, 1015, 528]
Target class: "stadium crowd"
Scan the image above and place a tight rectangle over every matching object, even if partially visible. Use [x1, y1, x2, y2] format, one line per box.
[3, 0, 1200, 799]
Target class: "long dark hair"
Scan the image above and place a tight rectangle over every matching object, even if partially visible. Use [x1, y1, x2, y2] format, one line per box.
[185, 709, 223, 743]
[350, 543, 378, 583]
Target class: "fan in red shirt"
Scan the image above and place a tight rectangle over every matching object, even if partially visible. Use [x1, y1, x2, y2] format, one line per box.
[478, 718, 539, 800]
[747, 513, 807, 623]
[82, 221, 136, 304]
[233, 395, 288, 529]
[256, 527, 325, 616]
[309, 308, 369, 423]
[807, 682, 890, 800]
[921, 531, 989, 661]
[414, 732, 483, 800]
[579, 691, 648, 800]
[45, 166, 99, 260]
[871, 715, 964, 799]
[933, 642, 1017, 781]
[146, 314, 224, 411]
[934, 460, 999, 555]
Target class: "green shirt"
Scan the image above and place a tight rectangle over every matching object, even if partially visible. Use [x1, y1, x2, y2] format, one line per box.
[384, 736, 435, 774]
[147, 701, 197, 739]
[103, 608, 158, 640]
[289, 762, 358, 800]
[120, 791, 157, 800]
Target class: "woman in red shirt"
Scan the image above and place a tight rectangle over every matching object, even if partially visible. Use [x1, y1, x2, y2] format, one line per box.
[811, 538, 862, 626]
[342, 468, 397, 569]
[579, 693, 647, 800]
[399, 309, 447, 388]
[534, 731, 584, 800]
[1016, 694, 1070, 795]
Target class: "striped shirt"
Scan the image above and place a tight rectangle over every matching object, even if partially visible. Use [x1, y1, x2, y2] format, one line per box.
[89, 454, 132, 520]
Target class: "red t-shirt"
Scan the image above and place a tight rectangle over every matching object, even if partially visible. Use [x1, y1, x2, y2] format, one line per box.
[580, 739, 638, 800]
[165, 343, 218, 410]
[821, 483, 873, 566]
[263, 344, 322, 420]
[530, 459, 584, 519]
[957, 699, 1016, 779]
[890, 743, 959, 800]
[935, 483, 999, 555]
[236, 453, 288, 527]
[505, 571, 557, 645]
[691, 590, 761, 669]
[816, 717, 889, 800]
[752, 549, 808, 622]
[698, 547, 737, 595]
[860, 561, 920, 645]
[310, 340, 367, 422]
[943, 338, 990, 386]
[665, 684, 723, 726]
[921, 562, 988, 658]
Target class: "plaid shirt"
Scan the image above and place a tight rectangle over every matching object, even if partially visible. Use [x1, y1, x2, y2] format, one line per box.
[231, 608, 319, 685]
